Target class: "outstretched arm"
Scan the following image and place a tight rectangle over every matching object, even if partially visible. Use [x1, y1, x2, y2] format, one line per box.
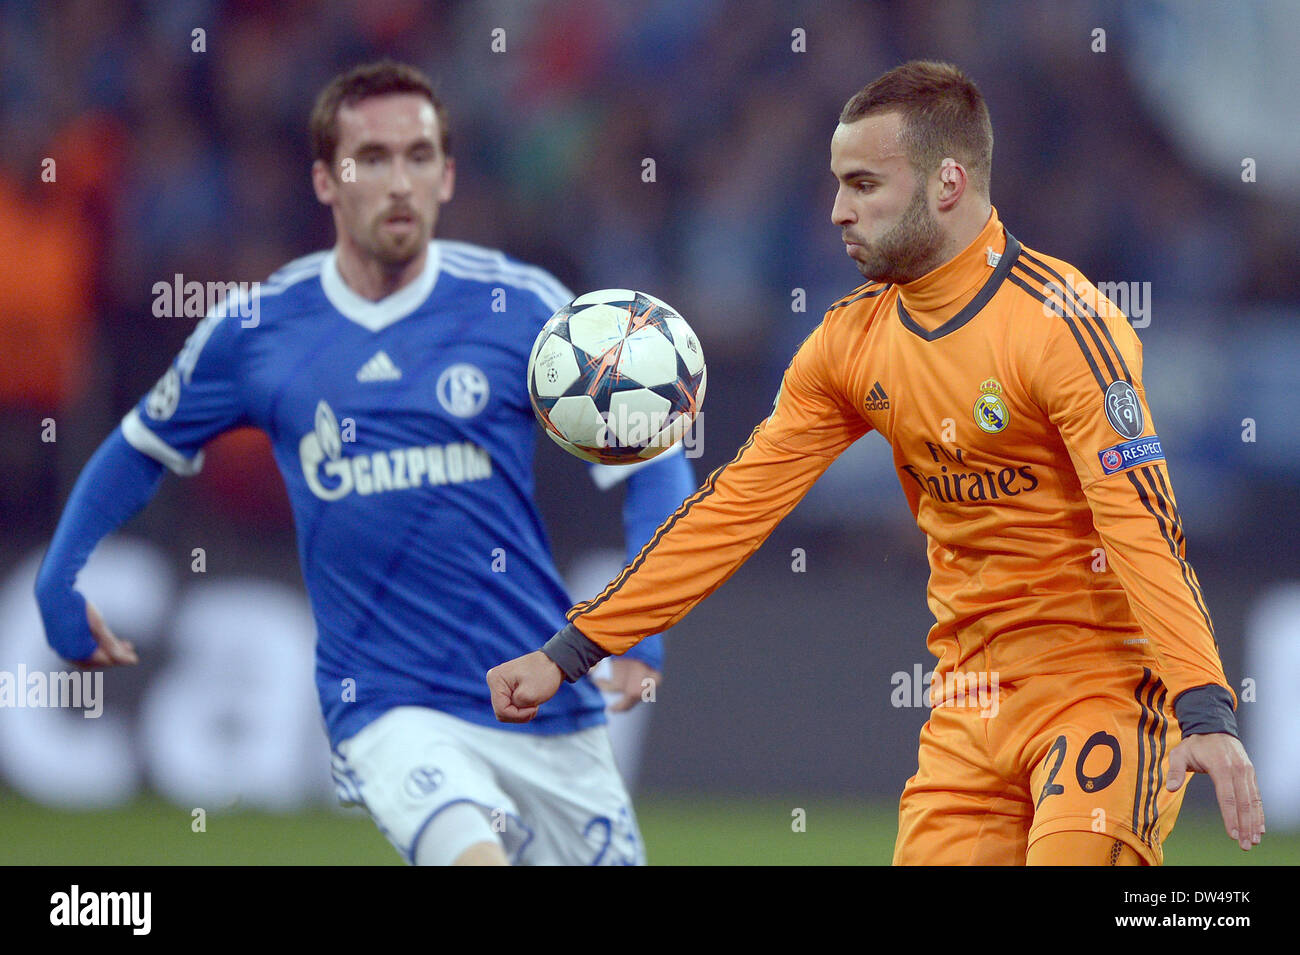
[37, 300, 250, 665]
[587, 446, 697, 709]
[35, 428, 165, 664]
[490, 320, 873, 720]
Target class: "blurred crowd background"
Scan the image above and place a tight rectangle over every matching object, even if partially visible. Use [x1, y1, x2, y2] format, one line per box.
[1, 0, 1297, 830]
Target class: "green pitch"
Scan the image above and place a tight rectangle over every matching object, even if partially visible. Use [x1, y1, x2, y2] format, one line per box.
[0, 789, 1292, 865]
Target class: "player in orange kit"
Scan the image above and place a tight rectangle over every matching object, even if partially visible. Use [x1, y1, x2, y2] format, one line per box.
[486, 61, 1264, 864]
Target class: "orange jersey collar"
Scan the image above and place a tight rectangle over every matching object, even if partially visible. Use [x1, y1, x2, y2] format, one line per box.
[895, 208, 1008, 334]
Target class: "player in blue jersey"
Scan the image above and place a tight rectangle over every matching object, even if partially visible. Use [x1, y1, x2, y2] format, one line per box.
[34, 61, 695, 865]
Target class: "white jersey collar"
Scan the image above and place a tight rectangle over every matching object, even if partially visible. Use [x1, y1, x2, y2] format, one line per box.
[321, 242, 440, 332]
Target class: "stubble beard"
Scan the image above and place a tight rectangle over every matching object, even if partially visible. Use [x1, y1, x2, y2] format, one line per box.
[370, 217, 427, 270]
[852, 181, 946, 285]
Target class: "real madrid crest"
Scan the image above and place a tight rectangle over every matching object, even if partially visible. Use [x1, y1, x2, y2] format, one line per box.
[973, 377, 1009, 434]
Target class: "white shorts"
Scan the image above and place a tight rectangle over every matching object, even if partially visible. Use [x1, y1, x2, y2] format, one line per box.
[331, 706, 645, 865]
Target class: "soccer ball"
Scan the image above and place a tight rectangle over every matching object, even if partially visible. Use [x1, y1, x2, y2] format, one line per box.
[527, 289, 706, 465]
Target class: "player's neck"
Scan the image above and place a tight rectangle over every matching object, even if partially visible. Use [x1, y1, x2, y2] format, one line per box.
[333, 239, 428, 302]
[935, 201, 994, 273]
[896, 204, 1002, 328]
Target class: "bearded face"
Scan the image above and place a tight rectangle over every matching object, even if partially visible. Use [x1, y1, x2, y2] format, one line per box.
[831, 113, 948, 285]
[315, 93, 454, 274]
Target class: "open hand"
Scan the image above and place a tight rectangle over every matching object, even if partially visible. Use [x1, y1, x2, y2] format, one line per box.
[1166, 732, 1263, 851]
[593, 657, 660, 713]
[73, 600, 139, 670]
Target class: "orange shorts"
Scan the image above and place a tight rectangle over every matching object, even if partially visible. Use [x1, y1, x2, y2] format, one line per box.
[893, 665, 1185, 865]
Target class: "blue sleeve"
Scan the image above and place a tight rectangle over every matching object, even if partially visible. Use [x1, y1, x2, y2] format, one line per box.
[34, 429, 166, 661]
[614, 449, 696, 669]
[121, 305, 249, 473]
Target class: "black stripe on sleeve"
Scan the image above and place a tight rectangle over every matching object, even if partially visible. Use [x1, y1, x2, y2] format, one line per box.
[1019, 250, 1133, 383]
[1148, 464, 1187, 551]
[1007, 272, 1109, 394]
[568, 427, 761, 620]
[827, 285, 889, 311]
[1126, 468, 1218, 641]
[1139, 467, 1187, 555]
[1149, 464, 1217, 645]
[1013, 260, 1123, 385]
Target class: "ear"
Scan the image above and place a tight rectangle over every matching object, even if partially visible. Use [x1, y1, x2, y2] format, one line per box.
[312, 159, 336, 206]
[935, 157, 967, 212]
[438, 156, 456, 204]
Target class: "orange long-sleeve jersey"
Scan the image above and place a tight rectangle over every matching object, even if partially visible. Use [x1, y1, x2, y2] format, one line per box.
[550, 209, 1236, 734]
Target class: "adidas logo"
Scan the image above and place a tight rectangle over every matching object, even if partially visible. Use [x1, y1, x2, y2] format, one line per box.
[357, 351, 402, 382]
[864, 381, 890, 411]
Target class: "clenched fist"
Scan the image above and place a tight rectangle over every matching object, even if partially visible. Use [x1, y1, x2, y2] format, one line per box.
[488, 650, 564, 723]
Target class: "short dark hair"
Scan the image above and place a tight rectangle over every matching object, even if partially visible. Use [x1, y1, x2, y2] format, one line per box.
[839, 60, 992, 195]
[310, 60, 450, 166]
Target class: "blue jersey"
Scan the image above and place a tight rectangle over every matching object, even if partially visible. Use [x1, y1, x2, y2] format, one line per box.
[120, 241, 687, 747]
